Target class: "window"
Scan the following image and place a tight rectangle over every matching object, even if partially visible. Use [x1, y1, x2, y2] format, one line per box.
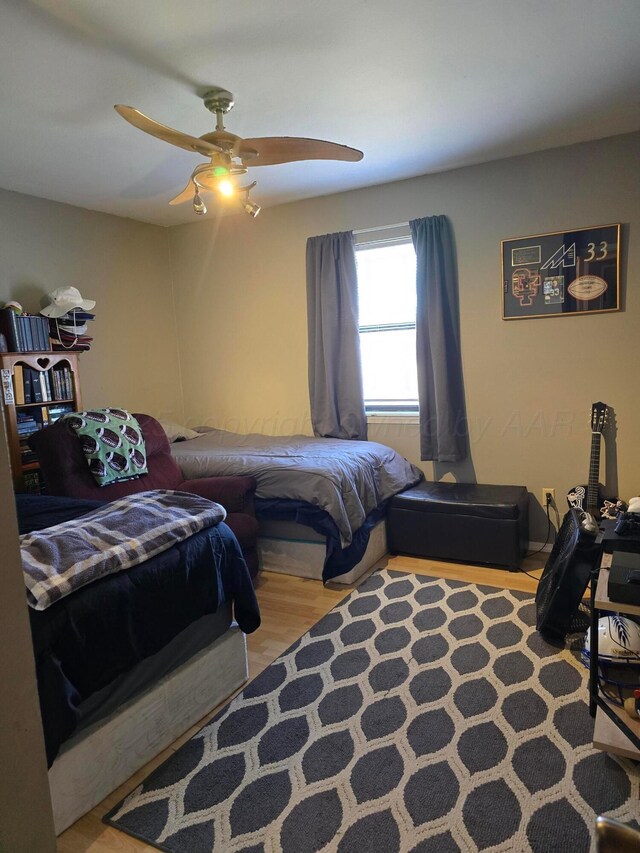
[355, 235, 418, 415]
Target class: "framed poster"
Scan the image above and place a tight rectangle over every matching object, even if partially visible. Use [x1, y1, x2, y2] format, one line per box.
[501, 223, 620, 320]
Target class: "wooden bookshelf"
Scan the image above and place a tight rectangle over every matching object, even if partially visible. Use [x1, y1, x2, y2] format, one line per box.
[0, 351, 82, 492]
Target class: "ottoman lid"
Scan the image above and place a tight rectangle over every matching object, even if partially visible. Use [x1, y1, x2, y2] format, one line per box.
[390, 481, 528, 520]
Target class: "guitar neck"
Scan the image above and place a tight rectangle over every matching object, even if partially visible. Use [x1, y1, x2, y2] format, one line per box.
[586, 432, 601, 512]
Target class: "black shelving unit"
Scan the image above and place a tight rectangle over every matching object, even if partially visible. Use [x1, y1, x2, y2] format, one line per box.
[589, 553, 640, 759]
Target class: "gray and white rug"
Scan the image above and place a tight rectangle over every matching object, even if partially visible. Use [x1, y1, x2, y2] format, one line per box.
[106, 570, 639, 852]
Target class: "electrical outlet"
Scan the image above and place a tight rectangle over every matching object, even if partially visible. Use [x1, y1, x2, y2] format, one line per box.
[542, 488, 555, 506]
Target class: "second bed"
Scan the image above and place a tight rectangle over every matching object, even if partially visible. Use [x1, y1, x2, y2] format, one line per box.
[170, 428, 423, 583]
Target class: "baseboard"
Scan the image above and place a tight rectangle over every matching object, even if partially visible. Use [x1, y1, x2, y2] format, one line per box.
[528, 541, 553, 554]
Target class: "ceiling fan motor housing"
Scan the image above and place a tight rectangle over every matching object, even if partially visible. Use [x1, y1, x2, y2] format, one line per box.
[202, 88, 235, 115]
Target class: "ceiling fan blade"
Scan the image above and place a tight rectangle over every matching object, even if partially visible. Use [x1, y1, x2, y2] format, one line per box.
[169, 181, 196, 206]
[240, 137, 363, 167]
[114, 105, 222, 157]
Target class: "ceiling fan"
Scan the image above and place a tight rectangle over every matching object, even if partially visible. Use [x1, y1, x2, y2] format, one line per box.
[114, 87, 363, 217]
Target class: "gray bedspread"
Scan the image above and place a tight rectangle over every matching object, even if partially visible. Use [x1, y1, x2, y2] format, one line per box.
[171, 430, 423, 546]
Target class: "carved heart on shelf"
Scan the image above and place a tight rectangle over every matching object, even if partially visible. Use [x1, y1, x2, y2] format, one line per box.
[37, 357, 51, 369]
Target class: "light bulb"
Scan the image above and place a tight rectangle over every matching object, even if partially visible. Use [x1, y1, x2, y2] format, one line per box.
[218, 179, 234, 197]
[193, 189, 207, 215]
[242, 200, 261, 218]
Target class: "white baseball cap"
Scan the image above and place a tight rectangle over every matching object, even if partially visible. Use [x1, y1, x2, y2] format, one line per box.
[41, 286, 96, 318]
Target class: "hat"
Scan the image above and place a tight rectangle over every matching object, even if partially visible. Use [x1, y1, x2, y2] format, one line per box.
[58, 321, 88, 335]
[41, 286, 96, 318]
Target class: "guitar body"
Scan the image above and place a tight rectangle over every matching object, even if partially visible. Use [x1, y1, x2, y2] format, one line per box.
[567, 483, 609, 518]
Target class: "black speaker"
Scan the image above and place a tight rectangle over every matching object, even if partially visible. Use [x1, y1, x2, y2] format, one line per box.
[535, 509, 600, 640]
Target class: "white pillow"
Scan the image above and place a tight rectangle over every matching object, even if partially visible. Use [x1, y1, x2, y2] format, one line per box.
[158, 420, 200, 443]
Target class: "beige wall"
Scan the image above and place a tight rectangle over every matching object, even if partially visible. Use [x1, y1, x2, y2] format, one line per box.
[0, 188, 183, 421]
[169, 132, 640, 540]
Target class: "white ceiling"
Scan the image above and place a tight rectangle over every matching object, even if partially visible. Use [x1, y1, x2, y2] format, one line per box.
[1, 0, 639, 226]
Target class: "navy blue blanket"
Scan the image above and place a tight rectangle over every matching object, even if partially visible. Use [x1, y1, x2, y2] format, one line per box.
[255, 498, 387, 581]
[17, 495, 260, 766]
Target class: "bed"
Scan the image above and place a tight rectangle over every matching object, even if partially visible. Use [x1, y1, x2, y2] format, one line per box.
[170, 429, 423, 582]
[17, 493, 260, 834]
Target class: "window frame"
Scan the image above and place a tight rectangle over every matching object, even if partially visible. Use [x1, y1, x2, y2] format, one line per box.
[355, 227, 419, 418]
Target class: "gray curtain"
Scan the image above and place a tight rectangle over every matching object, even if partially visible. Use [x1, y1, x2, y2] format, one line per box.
[306, 231, 367, 440]
[410, 215, 467, 461]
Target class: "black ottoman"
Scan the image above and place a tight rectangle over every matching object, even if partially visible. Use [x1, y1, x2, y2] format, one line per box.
[387, 481, 529, 570]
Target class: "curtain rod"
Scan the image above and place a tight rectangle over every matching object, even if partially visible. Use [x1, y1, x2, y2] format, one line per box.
[354, 221, 409, 235]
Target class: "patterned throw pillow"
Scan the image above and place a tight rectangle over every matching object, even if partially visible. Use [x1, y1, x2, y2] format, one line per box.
[64, 408, 148, 487]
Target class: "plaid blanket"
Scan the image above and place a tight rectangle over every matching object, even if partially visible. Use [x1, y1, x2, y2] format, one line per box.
[21, 490, 226, 610]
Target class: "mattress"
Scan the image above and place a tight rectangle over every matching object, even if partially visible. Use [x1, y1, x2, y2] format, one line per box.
[74, 608, 232, 733]
[259, 517, 388, 584]
[49, 625, 248, 834]
[256, 497, 389, 581]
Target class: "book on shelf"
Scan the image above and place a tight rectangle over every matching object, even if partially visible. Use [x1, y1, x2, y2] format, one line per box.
[22, 469, 44, 494]
[62, 366, 72, 399]
[30, 315, 46, 351]
[0, 310, 50, 353]
[20, 445, 38, 464]
[12, 365, 74, 405]
[13, 365, 25, 405]
[31, 369, 43, 402]
[17, 406, 49, 436]
[17, 420, 39, 437]
[23, 368, 33, 403]
[22, 315, 49, 352]
[23, 318, 34, 351]
[40, 370, 53, 402]
[28, 316, 39, 351]
[0, 308, 21, 351]
[51, 368, 59, 400]
[48, 403, 73, 423]
[55, 366, 65, 399]
[49, 365, 70, 400]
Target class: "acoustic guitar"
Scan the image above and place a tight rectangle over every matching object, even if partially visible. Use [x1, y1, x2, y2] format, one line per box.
[566, 401, 612, 519]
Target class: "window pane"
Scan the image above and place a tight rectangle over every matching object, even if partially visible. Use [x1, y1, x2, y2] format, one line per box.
[359, 328, 418, 406]
[356, 241, 416, 327]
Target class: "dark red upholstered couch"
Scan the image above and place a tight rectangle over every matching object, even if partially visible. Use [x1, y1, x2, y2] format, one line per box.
[29, 414, 260, 578]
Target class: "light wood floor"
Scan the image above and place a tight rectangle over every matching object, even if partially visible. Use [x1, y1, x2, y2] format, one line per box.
[56, 553, 544, 852]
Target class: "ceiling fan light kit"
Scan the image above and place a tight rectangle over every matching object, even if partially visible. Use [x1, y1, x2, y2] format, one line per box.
[114, 86, 363, 219]
[192, 188, 207, 216]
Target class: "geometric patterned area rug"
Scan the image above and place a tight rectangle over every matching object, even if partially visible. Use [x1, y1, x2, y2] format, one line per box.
[106, 570, 639, 852]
